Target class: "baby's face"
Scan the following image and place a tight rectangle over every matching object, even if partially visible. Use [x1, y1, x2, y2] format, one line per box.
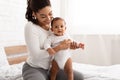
[51, 19, 66, 36]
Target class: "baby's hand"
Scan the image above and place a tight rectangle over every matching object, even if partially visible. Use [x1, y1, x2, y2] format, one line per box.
[79, 43, 84, 50]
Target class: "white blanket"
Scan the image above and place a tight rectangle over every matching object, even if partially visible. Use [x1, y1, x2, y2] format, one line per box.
[0, 62, 120, 80]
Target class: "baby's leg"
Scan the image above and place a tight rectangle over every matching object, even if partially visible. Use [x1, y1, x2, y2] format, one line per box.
[64, 58, 73, 80]
[50, 60, 59, 80]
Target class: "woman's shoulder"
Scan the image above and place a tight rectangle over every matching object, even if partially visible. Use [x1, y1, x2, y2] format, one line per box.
[25, 21, 49, 35]
[24, 21, 41, 35]
[25, 21, 40, 31]
[25, 21, 35, 28]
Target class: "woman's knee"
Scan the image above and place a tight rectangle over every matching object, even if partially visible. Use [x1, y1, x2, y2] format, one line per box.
[22, 63, 49, 80]
[23, 71, 48, 80]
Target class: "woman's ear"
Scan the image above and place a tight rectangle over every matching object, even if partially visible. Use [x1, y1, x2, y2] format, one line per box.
[32, 12, 37, 19]
[32, 12, 35, 16]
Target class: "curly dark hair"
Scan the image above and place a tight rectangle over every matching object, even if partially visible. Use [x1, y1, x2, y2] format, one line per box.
[51, 17, 66, 27]
[25, 0, 51, 24]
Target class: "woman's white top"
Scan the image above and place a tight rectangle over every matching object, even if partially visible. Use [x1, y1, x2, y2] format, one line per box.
[24, 21, 51, 69]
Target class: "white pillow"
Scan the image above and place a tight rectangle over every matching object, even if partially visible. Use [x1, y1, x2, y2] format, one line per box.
[0, 47, 9, 66]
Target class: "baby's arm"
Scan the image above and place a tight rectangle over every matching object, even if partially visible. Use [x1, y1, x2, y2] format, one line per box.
[47, 48, 56, 55]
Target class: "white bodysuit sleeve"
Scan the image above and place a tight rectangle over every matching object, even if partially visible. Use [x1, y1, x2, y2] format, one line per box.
[24, 22, 50, 58]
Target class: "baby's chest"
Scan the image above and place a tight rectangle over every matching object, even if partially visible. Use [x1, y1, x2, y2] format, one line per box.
[51, 36, 68, 47]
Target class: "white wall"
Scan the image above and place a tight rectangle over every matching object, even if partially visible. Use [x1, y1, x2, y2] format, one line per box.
[50, 0, 60, 17]
[71, 35, 120, 66]
[0, 0, 27, 47]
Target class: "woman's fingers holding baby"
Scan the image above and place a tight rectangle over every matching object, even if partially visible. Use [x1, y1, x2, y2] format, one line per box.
[59, 39, 84, 50]
[70, 42, 85, 50]
[60, 39, 71, 50]
[70, 41, 79, 49]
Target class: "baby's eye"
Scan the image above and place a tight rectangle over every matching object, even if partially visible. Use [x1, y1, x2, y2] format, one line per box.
[61, 26, 63, 28]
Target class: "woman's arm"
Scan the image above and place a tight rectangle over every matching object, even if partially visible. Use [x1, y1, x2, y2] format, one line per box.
[25, 22, 50, 58]
[44, 39, 71, 55]
[53, 39, 71, 52]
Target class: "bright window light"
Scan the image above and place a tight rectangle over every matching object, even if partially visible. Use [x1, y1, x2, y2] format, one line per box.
[64, 0, 120, 34]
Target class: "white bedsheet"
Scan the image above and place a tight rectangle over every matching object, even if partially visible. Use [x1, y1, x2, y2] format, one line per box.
[73, 63, 120, 80]
[0, 62, 120, 80]
[0, 62, 24, 80]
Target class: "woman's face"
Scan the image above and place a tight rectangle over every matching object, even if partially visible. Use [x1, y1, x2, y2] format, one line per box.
[34, 6, 53, 30]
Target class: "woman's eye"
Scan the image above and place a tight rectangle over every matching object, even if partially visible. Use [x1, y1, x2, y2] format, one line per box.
[41, 16, 46, 18]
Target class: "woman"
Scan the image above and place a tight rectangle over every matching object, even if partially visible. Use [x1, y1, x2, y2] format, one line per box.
[22, 0, 84, 80]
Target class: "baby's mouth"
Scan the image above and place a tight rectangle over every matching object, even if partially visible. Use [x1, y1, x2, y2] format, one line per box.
[58, 31, 62, 33]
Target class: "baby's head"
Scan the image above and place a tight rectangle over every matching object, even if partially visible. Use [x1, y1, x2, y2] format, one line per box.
[51, 17, 66, 36]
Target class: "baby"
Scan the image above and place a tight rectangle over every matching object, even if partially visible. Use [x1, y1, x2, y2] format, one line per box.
[44, 17, 84, 80]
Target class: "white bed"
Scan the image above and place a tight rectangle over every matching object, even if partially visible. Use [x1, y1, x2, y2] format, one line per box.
[73, 63, 120, 80]
[0, 45, 120, 80]
[1, 62, 120, 80]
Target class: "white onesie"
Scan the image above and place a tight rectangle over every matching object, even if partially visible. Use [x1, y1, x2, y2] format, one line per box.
[44, 33, 72, 69]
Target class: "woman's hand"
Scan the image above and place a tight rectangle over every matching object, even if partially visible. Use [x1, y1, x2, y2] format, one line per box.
[70, 41, 80, 49]
[52, 39, 71, 53]
[60, 39, 72, 50]
[70, 41, 85, 50]
[79, 43, 84, 50]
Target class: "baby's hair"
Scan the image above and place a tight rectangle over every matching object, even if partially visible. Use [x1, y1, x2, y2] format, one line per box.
[51, 17, 66, 27]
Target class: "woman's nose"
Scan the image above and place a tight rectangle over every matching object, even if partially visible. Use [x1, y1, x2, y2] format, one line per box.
[46, 16, 52, 21]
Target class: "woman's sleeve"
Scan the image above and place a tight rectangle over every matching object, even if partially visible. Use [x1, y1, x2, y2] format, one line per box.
[24, 22, 50, 58]
[44, 36, 52, 50]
